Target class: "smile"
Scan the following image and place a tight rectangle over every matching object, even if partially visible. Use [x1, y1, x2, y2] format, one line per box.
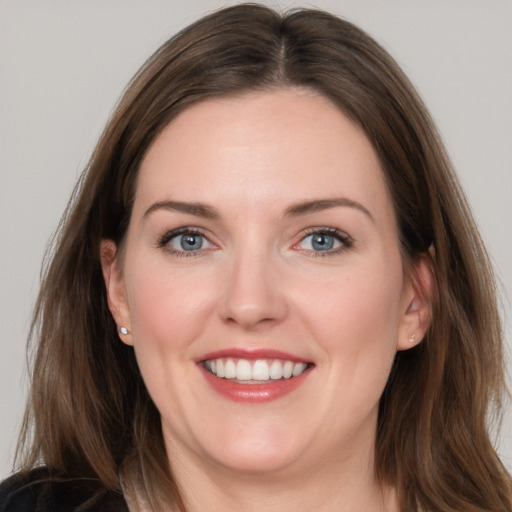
[204, 358, 309, 382]
[198, 349, 313, 403]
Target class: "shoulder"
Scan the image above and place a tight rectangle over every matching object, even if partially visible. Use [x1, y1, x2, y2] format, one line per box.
[0, 468, 129, 512]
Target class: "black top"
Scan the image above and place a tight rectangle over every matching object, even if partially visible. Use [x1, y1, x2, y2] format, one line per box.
[0, 468, 129, 512]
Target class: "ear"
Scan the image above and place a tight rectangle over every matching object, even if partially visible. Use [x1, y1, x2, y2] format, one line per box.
[100, 240, 133, 345]
[397, 255, 434, 351]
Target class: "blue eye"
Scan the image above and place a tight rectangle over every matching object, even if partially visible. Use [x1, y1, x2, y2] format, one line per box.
[297, 229, 351, 254]
[310, 233, 337, 251]
[160, 230, 213, 254]
[174, 233, 204, 251]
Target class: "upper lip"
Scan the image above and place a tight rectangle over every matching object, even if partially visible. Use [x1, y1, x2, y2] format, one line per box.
[197, 348, 311, 364]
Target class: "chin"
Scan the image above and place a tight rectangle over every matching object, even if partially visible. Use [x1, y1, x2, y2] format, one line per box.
[185, 417, 310, 476]
[209, 441, 304, 475]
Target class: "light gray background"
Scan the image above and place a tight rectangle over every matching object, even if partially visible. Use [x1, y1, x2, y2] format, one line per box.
[1, 0, 511, 477]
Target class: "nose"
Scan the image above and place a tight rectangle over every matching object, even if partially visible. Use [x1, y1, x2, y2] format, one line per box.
[219, 245, 288, 330]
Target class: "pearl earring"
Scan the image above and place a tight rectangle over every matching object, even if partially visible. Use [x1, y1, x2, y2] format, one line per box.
[409, 333, 416, 344]
[119, 326, 129, 335]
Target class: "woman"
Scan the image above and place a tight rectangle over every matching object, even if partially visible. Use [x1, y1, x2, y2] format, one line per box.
[1, 3, 511, 511]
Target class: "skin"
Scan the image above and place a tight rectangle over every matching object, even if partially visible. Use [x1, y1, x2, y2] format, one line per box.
[102, 88, 431, 512]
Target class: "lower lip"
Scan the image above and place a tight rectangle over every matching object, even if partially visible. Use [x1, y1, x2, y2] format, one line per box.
[199, 365, 312, 403]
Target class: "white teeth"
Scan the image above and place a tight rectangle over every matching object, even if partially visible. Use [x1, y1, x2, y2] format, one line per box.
[216, 359, 225, 378]
[292, 362, 307, 377]
[225, 359, 236, 379]
[236, 359, 252, 380]
[282, 361, 293, 378]
[253, 360, 270, 380]
[270, 360, 283, 379]
[204, 357, 309, 381]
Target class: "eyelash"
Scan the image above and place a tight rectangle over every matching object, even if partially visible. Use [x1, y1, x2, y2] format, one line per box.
[296, 227, 353, 257]
[156, 226, 353, 258]
[157, 227, 213, 258]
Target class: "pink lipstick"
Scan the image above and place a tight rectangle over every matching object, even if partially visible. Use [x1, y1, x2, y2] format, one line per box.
[198, 349, 313, 403]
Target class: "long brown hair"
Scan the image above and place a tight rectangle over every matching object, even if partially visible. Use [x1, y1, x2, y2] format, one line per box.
[17, 4, 511, 511]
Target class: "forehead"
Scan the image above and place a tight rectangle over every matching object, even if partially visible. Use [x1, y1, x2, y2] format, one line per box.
[134, 88, 393, 222]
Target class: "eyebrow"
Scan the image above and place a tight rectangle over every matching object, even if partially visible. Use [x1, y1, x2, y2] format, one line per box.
[143, 197, 373, 222]
[284, 198, 374, 221]
[143, 200, 221, 220]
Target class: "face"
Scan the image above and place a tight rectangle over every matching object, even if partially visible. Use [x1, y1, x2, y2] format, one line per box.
[103, 89, 428, 480]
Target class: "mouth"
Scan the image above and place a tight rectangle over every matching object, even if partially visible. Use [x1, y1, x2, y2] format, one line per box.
[203, 357, 310, 382]
[198, 349, 313, 403]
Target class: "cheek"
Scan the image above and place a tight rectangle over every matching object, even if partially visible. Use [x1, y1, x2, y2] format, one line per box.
[125, 263, 216, 354]
[295, 259, 404, 369]
[124, 265, 217, 414]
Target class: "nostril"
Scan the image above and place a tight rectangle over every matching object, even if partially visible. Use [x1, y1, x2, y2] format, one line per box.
[223, 307, 278, 329]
